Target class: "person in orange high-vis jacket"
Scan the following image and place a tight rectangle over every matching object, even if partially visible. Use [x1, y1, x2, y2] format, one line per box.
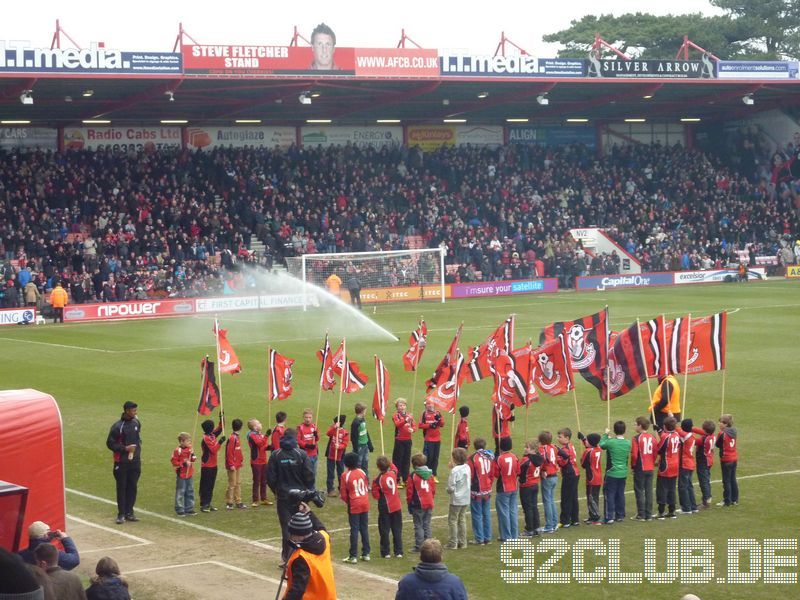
[50, 281, 68, 323]
[283, 506, 336, 600]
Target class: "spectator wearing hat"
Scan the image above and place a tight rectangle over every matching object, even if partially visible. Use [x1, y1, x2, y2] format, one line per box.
[395, 538, 467, 600]
[0, 546, 45, 600]
[17, 521, 80, 571]
[106, 401, 142, 525]
[282, 505, 336, 600]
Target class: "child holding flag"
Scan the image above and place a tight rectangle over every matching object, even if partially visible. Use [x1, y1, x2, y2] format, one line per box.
[326, 415, 349, 494]
[171, 432, 197, 516]
[419, 400, 443, 483]
[199, 416, 225, 512]
[372, 456, 403, 559]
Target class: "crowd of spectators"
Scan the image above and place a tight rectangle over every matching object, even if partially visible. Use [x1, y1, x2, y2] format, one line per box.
[0, 136, 798, 308]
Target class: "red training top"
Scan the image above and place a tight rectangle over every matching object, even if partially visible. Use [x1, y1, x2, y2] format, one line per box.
[326, 426, 349, 461]
[494, 451, 519, 493]
[631, 432, 657, 473]
[392, 411, 415, 442]
[225, 431, 243, 470]
[418, 410, 443, 443]
[371, 463, 402, 513]
[296, 422, 319, 458]
[171, 446, 195, 479]
[340, 468, 370, 514]
[406, 472, 436, 510]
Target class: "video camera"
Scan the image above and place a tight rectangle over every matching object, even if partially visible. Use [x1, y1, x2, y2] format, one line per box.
[287, 488, 326, 508]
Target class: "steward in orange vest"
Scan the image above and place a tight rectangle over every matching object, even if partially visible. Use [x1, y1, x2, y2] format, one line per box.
[650, 375, 681, 430]
[284, 509, 336, 599]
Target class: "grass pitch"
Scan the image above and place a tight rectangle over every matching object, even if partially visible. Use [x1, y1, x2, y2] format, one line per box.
[1, 279, 798, 599]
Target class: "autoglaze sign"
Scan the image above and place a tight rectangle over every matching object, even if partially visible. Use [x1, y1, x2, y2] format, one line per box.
[577, 273, 674, 291]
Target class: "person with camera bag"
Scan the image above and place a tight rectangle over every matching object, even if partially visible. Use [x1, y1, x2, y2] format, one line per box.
[18, 521, 80, 571]
[278, 504, 336, 600]
[266, 428, 320, 566]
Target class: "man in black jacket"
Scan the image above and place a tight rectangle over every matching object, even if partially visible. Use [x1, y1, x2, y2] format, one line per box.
[106, 401, 142, 524]
[266, 429, 319, 565]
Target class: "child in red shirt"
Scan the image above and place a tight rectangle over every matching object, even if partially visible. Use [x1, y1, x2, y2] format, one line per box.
[199, 416, 225, 513]
[630, 416, 657, 521]
[419, 400, 444, 482]
[556, 428, 580, 528]
[538, 431, 559, 533]
[693, 420, 716, 508]
[455, 405, 470, 449]
[407, 453, 436, 552]
[678, 419, 698, 514]
[246, 419, 272, 507]
[171, 432, 197, 516]
[656, 417, 681, 519]
[519, 439, 544, 535]
[716, 414, 738, 506]
[341, 452, 370, 563]
[372, 456, 403, 558]
[326, 415, 349, 494]
[467, 438, 495, 545]
[224, 418, 246, 510]
[296, 408, 320, 479]
[578, 432, 603, 524]
[391, 398, 415, 487]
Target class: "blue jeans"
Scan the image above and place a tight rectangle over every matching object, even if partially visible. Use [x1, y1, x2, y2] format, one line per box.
[308, 455, 318, 486]
[541, 475, 558, 530]
[495, 490, 519, 541]
[678, 468, 697, 512]
[357, 445, 370, 478]
[175, 476, 195, 514]
[422, 440, 440, 476]
[470, 496, 492, 543]
[721, 461, 738, 505]
[696, 463, 712, 503]
[604, 476, 626, 521]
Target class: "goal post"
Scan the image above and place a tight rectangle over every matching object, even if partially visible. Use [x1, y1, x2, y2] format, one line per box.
[286, 247, 446, 309]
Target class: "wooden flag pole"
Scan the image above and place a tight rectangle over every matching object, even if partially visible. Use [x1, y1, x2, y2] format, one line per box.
[214, 316, 226, 432]
[720, 368, 727, 415]
[315, 330, 328, 423]
[525, 404, 530, 441]
[572, 388, 582, 434]
[605, 306, 611, 429]
[450, 409, 457, 449]
[267, 347, 273, 428]
[681, 314, 692, 415]
[192, 355, 211, 446]
[379, 416, 386, 457]
[636, 318, 657, 425]
[335, 338, 346, 454]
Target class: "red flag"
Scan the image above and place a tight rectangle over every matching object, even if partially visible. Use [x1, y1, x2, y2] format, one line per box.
[530, 337, 575, 397]
[511, 344, 540, 404]
[665, 316, 690, 375]
[426, 323, 462, 390]
[640, 316, 668, 379]
[213, 322, 241, 374]
[466, 316, 514, 383]
[197, 357, 220, 415]
[490, 349, 530, 408]
[268, 349, 295, 401]
[540, 310, 607, 391]
[373, 356, 390, 421]
[402, 319, 428, 371]
[683, 312, 727, 375]
[426, 350, 464, 414]
[602, 322, 648, 400]
[340, 342, 368, 393]
[317, 336, 342, 391]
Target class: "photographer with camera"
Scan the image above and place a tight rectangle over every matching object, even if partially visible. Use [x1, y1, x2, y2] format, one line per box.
[278, 503, 336, 600]
[266, 428, 323, 567]
[18, 521, 80, 571]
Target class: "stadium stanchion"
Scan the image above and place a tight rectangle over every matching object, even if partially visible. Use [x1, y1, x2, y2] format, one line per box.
[682, 314, 692, 415]
[636, 319, 657, 426]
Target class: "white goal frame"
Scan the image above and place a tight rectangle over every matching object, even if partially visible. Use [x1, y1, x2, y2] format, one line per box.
[288, 247, 446, 310]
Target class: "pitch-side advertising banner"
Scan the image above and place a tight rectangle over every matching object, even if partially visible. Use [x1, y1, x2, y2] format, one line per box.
[0, 128, 57, 150]
[576, 273, 674, 291]
[673, 267, 766, 284]
[786, 266, 800, 278]
[341, 285, 448, 304]
[450, 279, 557, 299]
[300, 126, 402, 148]
[406, 125, 503, 151]
[182, 45, 438, 77]
[0, 42, 181, 76]
[0, 308, 36, 326]
[195, 296, 259, 313]
[63, 127, 181, 151]
[64, 299, 195, 322]
[186, 126, 296, 150]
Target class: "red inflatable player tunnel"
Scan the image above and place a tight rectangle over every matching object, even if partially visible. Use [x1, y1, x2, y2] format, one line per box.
[0, 389, 65, 550]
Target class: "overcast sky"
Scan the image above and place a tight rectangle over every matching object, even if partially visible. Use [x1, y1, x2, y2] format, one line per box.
[6, 0, 724, 55]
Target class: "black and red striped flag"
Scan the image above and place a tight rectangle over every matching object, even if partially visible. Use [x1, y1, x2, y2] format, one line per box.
[602, 322, 647, 400]
[665, 316, 690, 375]
[197, 357, 220, 415]
[316, 334, 339, 391]
[340, 341, 368, 394]
[268, 349, 295, 401]
[426, 350, 465, 414]
[683, 312, 727, 375]
[640, 315, 667, 379]
[540, 309, 608, 390]
[426, 323, 463, 391]
[372, 356, 390, 421]
[466, 316, 515, 383]
[402, 319, 428, 371]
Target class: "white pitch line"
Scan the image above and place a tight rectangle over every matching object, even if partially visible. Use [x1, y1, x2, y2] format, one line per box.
[65, 488, 399, 586]
[81, 543, 153, 554]
[0, 337, 112, 352]
[125, 560, 281, 585]
[66, 514, 152, 544]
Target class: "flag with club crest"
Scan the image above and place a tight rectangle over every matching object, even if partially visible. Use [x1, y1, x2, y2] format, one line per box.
[426, 323, 462, 390]
[426, 350, 465, 414]
[601, 322, 647, 400]
[490, 348, 533, 408]
[213, 320, 241, 374]
[540, 309, 607, 391]
[197, 357, 220, 415]
[466, 316, 515, 383]
[402, 319, 428, 371]
[316, 334, 340, 391]
[529, 336, 575, 397]
[340, 341, 368, 393]
[268, 349, 295, 401]
[675, 312, 727, 375]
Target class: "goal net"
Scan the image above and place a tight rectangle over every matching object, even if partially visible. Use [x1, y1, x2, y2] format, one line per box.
[286, 248, 446, 308]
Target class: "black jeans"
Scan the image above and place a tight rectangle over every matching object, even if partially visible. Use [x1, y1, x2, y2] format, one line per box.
[696, 463, 712, 502]
[199, 466, 218, 508]
[113, 461, 141, 517]
[559, 474, 579, 525]
[392, 439, 412, 482]
[519, 485, 540, 533]
[378, 509, 403, 556]
[423, 441, 440, 476]
[633, 470, 654, 519]
[656, 475, 677, 513]
[585, 484, 601, 521]
[721, 461, 738, 505]
[348, 511, 370, 558]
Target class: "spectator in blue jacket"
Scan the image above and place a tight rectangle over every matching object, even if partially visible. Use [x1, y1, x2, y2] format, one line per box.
[396, 538, 467, 600]
[17, 521, 80, 571]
